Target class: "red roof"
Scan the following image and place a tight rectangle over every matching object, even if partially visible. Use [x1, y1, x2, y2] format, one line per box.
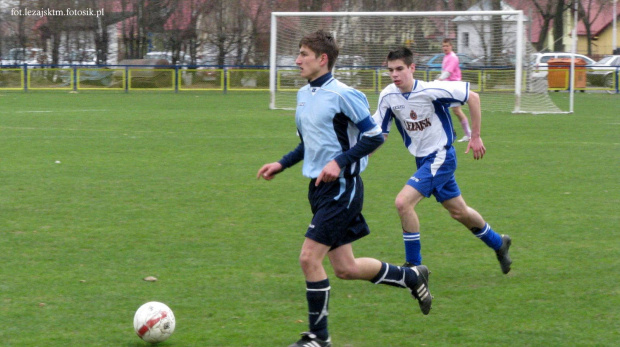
[576, 2, 620, 36]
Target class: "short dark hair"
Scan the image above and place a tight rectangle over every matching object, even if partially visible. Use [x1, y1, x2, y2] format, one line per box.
[299, 30, 339, 70]
[442, 38, 453, 45]
[387, 47, 414, 66]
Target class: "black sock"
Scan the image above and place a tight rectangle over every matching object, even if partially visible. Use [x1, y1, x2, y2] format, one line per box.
[306, 279, 330, 340]
[370, 262, 418, 288]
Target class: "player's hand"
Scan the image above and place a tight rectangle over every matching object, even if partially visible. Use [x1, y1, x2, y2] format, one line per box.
[465, 136, 486, 160]
[257, 162, 283, 181]
[315, 160, 341, 186]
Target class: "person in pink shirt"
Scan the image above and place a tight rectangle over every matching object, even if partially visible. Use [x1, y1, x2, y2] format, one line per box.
[437, 39, 471, 143]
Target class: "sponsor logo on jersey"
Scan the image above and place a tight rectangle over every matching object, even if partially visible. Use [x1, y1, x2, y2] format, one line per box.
[404, 118, 431, 131]
[298, 102, 305, 106]
[392, 105, 405, 110]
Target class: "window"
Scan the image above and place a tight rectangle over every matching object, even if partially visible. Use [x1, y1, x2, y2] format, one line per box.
[541, 56, 554, 63]
[462, 32, 470, 48]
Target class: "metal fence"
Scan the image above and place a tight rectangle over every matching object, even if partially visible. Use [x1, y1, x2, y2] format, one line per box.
[0, 64, 618, 93]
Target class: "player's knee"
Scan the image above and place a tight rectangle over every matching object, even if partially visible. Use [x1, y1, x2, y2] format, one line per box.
[448, 206, 468, 222]
[298, 251, 320, 272]
[395, 195, 411, 215]
[333, 266, 356, 280]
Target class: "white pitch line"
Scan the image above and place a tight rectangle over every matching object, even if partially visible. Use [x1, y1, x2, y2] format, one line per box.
[0, 126, 152, 133]
[13, 109, 109, 114]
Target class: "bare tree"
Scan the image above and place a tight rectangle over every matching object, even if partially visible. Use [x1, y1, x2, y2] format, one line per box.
[577, 0, 611, 56]
[489, 0, 503, 61]
[241, 0, 271, 65]
[16, 0, 28, 50]
[299, 0, 324, 11]
[89, 0, 134, 64]
[199, 0, 253, 66]
[119, 0, 175, 60]
[529, 0, 558, 51]
[553, 0, 568, 51]
[37, 0, 74, 65]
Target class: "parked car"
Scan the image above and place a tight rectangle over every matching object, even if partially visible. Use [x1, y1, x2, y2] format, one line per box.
[334, 55, 366, 85]
[144, 51, 188, 65]
[1, 47, 47, 66]
[62, 49, 97, 66]
[586, 55, 620, 88]
[468, 55, 516, 68]
[416, 53, 474, 71]
[276, 55, 297, 67]
[530, 52, 595, 78]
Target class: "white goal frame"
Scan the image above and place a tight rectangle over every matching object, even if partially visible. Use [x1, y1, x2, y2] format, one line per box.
[270, 11, 574, 114]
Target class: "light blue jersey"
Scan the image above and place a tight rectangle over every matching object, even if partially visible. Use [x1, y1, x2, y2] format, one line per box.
[295, 73, 382, 179]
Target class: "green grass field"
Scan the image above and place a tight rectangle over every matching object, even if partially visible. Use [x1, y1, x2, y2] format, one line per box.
[0, 91, 618, 346]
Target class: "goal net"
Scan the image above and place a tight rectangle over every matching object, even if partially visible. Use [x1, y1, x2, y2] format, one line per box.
[270, 11, 567, 114]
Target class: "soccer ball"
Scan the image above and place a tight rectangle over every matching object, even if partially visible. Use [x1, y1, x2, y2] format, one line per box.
[133, 301, 176, 343]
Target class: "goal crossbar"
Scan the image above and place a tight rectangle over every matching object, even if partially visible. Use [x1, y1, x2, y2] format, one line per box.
[270, 11, 567, 114]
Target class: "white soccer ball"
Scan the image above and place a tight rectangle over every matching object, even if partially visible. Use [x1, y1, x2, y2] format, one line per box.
[133, 301, 176, 343]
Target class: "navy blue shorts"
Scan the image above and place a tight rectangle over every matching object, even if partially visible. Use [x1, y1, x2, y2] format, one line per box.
[408, 146, 461, 203]
[306, 175, 370, 249]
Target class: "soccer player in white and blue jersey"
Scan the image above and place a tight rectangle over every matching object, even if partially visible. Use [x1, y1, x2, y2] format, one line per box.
[372, 47, 512, 275]
[258, 33, 432, 347]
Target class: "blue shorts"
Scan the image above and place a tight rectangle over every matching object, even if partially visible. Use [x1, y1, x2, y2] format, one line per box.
[306, 176, 370, 249]
[408, 146, 461, 203]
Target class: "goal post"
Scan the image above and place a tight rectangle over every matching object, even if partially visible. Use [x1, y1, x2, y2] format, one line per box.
[270, 11, 570, 114]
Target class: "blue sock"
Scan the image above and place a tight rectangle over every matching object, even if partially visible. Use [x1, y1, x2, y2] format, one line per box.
[403, 231, 422, 265]
[306, 279, 330, 340]
[370, 262, 418, 289]
[471, 223, 503, 250]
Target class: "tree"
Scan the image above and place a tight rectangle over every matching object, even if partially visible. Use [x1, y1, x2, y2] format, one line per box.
[490, 0, 504, 61]
[157, 0, 215, 65]
[577, 0, 611, 56]
[199, 0, 253, 66]
[89, 0, 135, 65]
[37, 0, 74, 65]
[529, 0, 557, 51]
[299, 0, 325, 11]
[242, 0, 273, 65]
[553, 0, 568, 51]
[119, 0, 175, 60]
[16, 0, 28, 50]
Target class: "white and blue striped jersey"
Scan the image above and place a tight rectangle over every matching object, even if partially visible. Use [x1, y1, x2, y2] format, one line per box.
[372, 80, 469, 157]
[295, 75, 382, 179]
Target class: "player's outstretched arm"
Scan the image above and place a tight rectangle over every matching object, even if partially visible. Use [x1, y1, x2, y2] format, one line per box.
[464, 91, 486, 160]
[258, 141, 304, 181]
[257, 162, 283, 181]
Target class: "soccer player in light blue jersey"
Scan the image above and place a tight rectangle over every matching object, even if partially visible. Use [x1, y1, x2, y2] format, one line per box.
[257, 32, 432, 347]
[372, 47, 512, 275]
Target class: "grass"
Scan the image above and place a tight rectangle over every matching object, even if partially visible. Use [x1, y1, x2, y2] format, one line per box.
[0, 90, 618, 346]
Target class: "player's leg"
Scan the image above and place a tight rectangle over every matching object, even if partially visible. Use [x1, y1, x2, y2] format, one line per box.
[296, 238, 332, 345]
[452, 106, 471, 142]
[396, 153, 450, 267]
[441, 195, 512, 273]
[327, 243, 432, 315]
[327, 243, 382, 280]
[300, 237, 331, 281]
[395, 185, 425, 266]
[440, 195, 486, 230]
[293, 176, 365, 346]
